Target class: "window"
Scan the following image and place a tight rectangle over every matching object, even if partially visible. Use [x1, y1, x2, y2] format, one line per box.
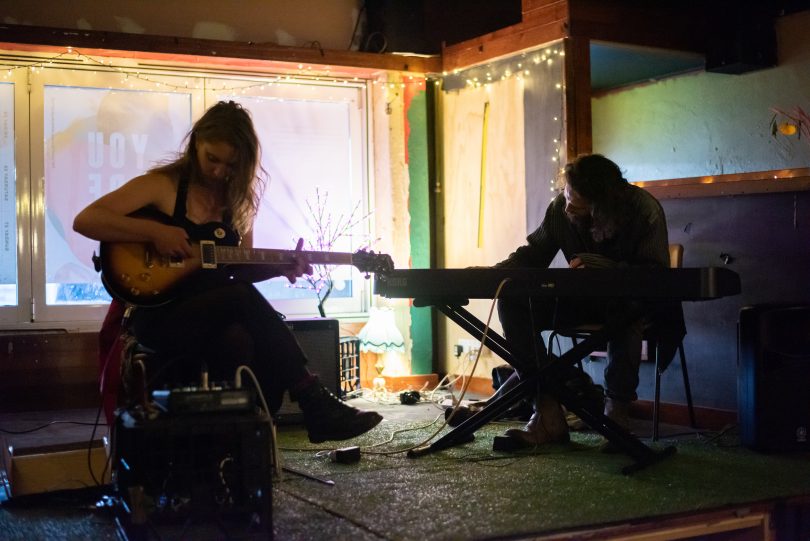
[0, 81, 17, 310]
[0, 53, 372, 330]
[212, 81, 370, 317]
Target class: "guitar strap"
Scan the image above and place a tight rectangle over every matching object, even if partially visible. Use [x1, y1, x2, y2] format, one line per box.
[173, 174, 191, 223]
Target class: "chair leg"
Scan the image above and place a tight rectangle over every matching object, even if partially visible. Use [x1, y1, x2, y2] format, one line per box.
[653, 349, 662, 441]
[548, 331, 584, 371]
[547, 331, 559, 357]
[678, 344, 697, 428]
[571, 336, 583, 371]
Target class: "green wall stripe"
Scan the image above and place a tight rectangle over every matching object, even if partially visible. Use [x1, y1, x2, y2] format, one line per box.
[406, 89, 432, 374]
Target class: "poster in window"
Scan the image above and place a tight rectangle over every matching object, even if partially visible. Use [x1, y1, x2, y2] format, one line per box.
[43, 86, 191, 304]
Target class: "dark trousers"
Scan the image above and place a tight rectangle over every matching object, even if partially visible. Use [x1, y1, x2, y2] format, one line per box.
[130, 281, 311, 411]
[497, 295, 644, 403]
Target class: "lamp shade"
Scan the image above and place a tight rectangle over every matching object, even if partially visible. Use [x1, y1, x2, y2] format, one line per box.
[358, 307, 405, 354]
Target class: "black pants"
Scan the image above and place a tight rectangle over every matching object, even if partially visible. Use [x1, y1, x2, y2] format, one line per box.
[129, 281, 311, 412]
[497, 296, 644, 403]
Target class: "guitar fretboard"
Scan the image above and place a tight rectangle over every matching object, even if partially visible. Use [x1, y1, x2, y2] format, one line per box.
[212, 245, 355, 266]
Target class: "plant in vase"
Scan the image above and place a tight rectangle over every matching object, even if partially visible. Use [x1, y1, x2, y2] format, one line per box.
[288, 187, 374, 317]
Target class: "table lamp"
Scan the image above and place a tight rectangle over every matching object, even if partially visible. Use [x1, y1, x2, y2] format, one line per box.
[358, 306, 405, 397]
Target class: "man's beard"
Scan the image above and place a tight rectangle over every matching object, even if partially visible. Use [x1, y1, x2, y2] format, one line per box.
[566, 212, 592, 230]
[567, 213, 615, 242]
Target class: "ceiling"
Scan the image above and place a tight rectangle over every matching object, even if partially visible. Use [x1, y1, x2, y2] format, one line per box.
[590, 42, 705, 92]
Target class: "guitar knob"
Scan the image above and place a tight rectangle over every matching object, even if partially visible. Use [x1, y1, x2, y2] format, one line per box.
[139, 273, 151, 282]
[120, 273, 131, 284]
[129, 288, 141, 297]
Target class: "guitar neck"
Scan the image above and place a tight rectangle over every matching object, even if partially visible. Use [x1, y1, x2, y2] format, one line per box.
[212, 245, 355, 267]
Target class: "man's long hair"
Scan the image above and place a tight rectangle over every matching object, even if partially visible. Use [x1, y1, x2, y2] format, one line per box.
[564, 154, 630, 242]
[150, 101, 266, 234]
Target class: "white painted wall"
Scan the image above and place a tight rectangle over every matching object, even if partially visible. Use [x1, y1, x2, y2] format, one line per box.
[593, 10, 810, 181]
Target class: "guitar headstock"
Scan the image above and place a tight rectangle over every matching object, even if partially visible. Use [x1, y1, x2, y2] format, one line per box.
[353, 249, 395, 274]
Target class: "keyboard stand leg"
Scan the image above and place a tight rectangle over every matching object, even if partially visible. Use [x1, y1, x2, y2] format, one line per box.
[410, 301, 675, 473]
[552, 383, 676, 475]
[408, 376, 537, 457]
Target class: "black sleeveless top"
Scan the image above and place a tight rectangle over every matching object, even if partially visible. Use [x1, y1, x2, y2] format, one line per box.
[171, 175, 240, 244]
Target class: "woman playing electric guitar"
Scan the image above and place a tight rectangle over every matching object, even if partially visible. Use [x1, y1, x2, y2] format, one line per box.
[74, 100, 382, 442]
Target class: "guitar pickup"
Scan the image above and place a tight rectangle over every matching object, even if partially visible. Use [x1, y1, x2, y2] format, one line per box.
[200, 240, 217, 269]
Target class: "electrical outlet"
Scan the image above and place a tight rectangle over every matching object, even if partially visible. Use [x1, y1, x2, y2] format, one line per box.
[456, 338, 480, 356]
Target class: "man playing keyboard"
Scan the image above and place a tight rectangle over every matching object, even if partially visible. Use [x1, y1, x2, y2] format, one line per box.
[493, 154, 683, 446]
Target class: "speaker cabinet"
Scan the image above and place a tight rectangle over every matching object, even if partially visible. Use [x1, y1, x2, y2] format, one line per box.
[705, 3, 777, 74]
[738, 304, 810, 452]
[362, 0, 522, 54]
[275, 318, 340, 424]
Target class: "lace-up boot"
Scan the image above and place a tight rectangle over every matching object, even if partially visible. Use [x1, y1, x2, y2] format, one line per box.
[295, 381, 383, 443]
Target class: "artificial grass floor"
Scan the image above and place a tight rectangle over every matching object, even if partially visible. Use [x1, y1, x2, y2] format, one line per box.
[1, 402, 808, 540]
[273, 403, 810, 541]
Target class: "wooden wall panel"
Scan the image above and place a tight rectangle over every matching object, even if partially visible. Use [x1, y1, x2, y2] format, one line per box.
[0, 23, 442, 75]
[0, 333, 100, 412]
[567, 0, 707, 53]
[440, 78, 527, 378]
[442, 0, 568, 72]
[635, 169, 810, 200]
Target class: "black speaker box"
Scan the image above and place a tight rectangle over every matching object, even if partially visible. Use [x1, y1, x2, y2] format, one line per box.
[113, 410, 273, 534]
[705, 3, 777, 74]
[738, 304, 810, 452]
[362, 0, 522, 54]
[275, 317, 341, 424]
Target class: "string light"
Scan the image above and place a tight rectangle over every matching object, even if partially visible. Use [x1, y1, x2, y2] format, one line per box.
[440, 43, 566, 195]
[0, 47, 430, 93]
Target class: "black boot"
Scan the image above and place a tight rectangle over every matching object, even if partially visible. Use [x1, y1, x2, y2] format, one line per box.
[295, 382, 383, 443]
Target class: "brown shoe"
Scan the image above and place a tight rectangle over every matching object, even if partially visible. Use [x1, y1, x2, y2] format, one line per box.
[503, 395, 570, 446]
[504, 414, 571, 446]
[564, 410, 587, 431]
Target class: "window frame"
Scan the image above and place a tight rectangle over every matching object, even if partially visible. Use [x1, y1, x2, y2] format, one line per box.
[0, 73, 31, 327]
[0, 53, 375, 331]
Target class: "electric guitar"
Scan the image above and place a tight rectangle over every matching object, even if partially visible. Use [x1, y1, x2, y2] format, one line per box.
[96, 226, 394, 307]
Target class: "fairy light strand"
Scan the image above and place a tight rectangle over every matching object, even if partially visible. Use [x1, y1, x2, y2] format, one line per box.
[0, 47, 430, 93]
[440, 44, 567, 194]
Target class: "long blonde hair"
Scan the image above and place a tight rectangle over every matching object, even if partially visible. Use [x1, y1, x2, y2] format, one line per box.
[151, 101, 266, 233]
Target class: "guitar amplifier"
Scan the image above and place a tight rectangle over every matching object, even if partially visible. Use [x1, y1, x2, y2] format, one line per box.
[738, 304, 810, 452]
[276, 317, 341, 424]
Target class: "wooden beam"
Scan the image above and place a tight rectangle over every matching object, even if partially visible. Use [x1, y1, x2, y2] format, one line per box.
[442, 0, 709, 73]
[563, 36, 592, 159]
[568, 0, 708, 53]
[633, 168, 810, 199]
[0, 23, 442, 76]
[442, 0, 568, 72]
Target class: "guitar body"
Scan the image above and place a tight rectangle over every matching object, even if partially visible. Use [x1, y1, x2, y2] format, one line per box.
[99, 214, 240, 307]
[100, 241, 211, 307]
